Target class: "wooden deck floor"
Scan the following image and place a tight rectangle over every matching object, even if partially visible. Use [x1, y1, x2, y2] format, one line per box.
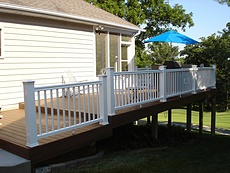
[0, 88, 216, 165]
[0, 109, 112, 164]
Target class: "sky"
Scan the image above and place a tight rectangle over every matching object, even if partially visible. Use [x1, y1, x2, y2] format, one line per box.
[169, 0, 230, 42]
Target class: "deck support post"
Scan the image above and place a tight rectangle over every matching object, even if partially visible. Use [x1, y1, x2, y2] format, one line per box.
[186, 104, 192, 132]
[147, 116, 151, 124]
[168, 109, 172, 127]
[106, 67, 115, 116]
[151, 113, 158, 139]
[99, 75, 109, 125]
[212, 65, 216, 89]
[23, 80, 39, 147]
[192, 65, 198, 94]
[159, 66, 167, 102]
[199, 101, 203, 134]
[211, 96, 216, 136]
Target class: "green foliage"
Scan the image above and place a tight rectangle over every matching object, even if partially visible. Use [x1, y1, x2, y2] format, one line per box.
[134, 42, 180, 68]
[147, 42, 179, 65]
[181, 23, 230, 111]
[85, 0, 194, 67]
[85, 0, 127, 18]
[157, 109, 230, 129]
[141, 2, 194, 40]
[215, 0, 230, 6]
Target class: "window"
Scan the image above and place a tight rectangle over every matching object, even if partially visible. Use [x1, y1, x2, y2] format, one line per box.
[95, 32, 134, 75]
[121, 45, 128, 71]
[109, 33, 119, 71]
[96, 31, 107, 75]
[122, 34, 132, 42]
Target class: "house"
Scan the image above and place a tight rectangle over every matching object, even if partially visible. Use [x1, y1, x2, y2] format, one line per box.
[0, 0, 217, 170]
[0, 0, 143, 110]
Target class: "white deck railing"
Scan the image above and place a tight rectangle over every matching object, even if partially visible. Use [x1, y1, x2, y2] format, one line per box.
[106, 65, 216, 113]
[166, 68, 194, 97]
[197, 67, 216, 90]
[23, 65, 216, 147]
[23, 75, 108, 147]
[113, 70, 161, 108]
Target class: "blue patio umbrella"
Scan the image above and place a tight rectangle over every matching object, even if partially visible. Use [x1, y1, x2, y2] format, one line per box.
[144, 30, 199, 59]
[144, 30, 199, 44]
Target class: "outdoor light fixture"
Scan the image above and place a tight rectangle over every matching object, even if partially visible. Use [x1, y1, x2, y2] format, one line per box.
[95, 25, 104, 31]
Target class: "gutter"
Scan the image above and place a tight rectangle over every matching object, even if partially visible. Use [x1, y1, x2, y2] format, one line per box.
[0, 3, 145, 33]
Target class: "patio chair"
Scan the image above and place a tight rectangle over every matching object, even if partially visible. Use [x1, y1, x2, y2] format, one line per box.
[62, 70, 86, 97]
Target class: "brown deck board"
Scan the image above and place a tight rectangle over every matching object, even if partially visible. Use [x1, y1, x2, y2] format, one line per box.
[0, 88, 216, 165]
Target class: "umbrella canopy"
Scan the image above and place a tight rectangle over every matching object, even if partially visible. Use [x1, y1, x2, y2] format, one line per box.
[144, 30, 199, 44]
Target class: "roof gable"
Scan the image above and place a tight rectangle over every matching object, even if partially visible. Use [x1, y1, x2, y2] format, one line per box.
[0, 0, 141, 32]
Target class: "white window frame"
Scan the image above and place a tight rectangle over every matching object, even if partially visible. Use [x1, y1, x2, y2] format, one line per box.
[95, 29, 135, 75]
[0, 26, 4, 59]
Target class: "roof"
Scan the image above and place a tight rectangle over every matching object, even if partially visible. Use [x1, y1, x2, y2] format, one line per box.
[0, 0, 142, 32]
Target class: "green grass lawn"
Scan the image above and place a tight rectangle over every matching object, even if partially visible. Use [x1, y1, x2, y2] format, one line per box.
[50, 110, 230, 173]
[56, 134, 230, 173]
[156, 109, 230, 129]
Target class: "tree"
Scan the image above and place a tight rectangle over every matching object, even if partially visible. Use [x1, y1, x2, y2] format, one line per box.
[181, 23, 230, 111]
[85, 0, 127, 18]
[215, 0, 230, 6]
[85, 0, 194, 67]
[146, 43, 179, 65]
[86, 0, 194, 37]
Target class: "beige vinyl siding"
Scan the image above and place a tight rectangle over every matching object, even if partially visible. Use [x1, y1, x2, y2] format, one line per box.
[0, 21, 94, 110]
[0, 27, 2, 57]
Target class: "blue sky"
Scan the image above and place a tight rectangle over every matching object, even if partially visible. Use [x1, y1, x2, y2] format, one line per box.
[169, 0, 230, 41]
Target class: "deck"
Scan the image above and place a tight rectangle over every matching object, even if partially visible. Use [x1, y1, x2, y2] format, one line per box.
[0, 88, 216, 166]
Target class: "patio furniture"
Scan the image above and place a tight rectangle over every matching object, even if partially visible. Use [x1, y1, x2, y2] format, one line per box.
[163, 60, 182, 69]
[62, 70, 86, 97]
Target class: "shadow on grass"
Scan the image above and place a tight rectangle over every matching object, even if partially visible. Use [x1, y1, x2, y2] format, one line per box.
[48, 124, 229, 173]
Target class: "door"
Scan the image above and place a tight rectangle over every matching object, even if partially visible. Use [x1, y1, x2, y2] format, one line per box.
[95, 31, 133, 75]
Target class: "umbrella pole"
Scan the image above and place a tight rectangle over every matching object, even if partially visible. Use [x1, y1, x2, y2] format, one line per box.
[170, 42, 173, 60]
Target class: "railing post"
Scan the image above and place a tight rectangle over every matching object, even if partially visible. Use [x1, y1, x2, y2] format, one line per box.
[212, 64, 216, 88]
[23, 80, 39, 147]
[192, 65, 198, 94]
[145, 66, 150, 70]
[105, 67, 115, 116]
[98, 75, 109, 125]
[159, 65, 167, 102]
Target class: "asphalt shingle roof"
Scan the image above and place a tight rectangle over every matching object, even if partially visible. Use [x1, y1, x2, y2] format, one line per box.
[0, 0, 141, 31]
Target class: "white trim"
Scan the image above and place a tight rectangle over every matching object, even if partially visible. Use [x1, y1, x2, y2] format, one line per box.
[121, 39, 133, 71]
[118, 33, 122, 72]
[93, 26, 97, 79]
[0, 3, 144, 32]
[0, 26, 4, 59]
[106, 31, 110, 68]
[121, 41, 132, 45]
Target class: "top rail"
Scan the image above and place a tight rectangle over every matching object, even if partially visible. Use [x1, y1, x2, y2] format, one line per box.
[23, 65, 216, 147]
[23, 75, 108, 147]
[108, 65, 216, 111]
